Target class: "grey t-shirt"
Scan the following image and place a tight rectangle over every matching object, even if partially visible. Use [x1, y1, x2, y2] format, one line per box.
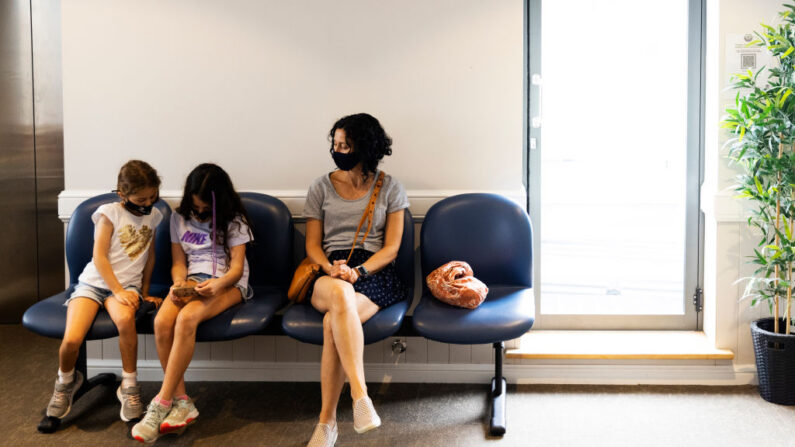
[303, 170, 410, 255]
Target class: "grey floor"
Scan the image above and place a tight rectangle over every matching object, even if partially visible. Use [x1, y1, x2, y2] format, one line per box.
[2, 324, 794, 447]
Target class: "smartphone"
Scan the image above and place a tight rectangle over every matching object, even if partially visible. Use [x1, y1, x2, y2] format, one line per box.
[172, 286, 199, 298]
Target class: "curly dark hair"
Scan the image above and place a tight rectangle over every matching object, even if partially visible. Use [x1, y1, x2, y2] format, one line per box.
[176, 163, 252, 268]
[328, 113, 393, 179]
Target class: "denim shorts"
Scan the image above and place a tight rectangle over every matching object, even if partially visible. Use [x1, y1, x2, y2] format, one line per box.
[64, 283, 142, 307]
[186, 273, 253, 301]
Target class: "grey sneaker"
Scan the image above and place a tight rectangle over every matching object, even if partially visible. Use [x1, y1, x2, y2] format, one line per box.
[46, 371, 84, 418]
[117, 385, 144, 421]
[131, 399, 171, 443]
[307, 423, 338, 447]
[352, 397, 381, 434]
[160, 397, 198, 434]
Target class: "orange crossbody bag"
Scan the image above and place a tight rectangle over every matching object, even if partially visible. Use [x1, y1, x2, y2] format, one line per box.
[287, 172, 385, 303]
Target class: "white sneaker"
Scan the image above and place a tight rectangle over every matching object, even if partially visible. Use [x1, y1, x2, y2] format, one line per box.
[160, 397, 198, 434]
[131, 399, 172, 443]
[352, 397, 381, 434]
[307, 422, 338, 447]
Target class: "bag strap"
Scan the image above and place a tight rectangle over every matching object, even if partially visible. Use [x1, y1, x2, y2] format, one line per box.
[346, 171, 386, 264]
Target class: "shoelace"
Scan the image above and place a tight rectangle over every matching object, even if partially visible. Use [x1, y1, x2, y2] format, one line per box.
[126, 392, 142, 408]
[142, 402, 168, 429]
[51, 390, 68, 407]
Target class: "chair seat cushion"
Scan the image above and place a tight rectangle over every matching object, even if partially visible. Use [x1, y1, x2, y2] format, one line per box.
[192, 286, 286, 342]
[22, 285, 157, 340]
[412, 285, 535, 344]
[281, 299, 411, 345]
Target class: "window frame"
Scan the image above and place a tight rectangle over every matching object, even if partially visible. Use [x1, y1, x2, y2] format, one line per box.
[524, 0, 706, 330]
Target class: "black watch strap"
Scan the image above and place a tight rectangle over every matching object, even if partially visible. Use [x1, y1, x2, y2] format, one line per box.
[356, 265, 369, 278]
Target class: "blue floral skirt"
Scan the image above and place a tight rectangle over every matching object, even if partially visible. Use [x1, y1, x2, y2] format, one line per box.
[307, 249, 410, 308]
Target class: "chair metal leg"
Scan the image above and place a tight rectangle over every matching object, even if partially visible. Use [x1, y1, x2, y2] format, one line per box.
[37, 341, 117, 433]
[489, 341, 507, 436]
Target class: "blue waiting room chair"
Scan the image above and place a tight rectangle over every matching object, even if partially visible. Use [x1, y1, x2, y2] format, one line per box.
[412, 193, 535, 436]
[281, 209, 414, 345]
[22, 193, 173, 433]
[146, 192, 293, 342]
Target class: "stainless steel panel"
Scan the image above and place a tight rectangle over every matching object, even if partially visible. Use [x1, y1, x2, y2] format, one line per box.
[0, 0, 38, 322]
[32, 0, 65, 299]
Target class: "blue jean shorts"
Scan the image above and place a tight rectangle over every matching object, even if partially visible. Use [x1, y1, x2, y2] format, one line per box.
[186, 273, 253, 301]
[64, 283, 142, 307]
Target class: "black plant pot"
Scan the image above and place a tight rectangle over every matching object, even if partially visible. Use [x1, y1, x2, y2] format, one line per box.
[751, 318, 795, 405]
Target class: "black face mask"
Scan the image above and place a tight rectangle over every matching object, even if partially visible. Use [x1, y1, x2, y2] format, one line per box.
[123, 200, 155, 216]
[332, 151, 360, 171]
[192, 209, 212, 221]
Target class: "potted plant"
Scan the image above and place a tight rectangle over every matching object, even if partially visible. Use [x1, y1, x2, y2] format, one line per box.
[724, 4, 795, 405]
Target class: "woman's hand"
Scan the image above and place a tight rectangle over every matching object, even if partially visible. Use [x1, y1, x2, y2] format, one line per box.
[195, 278, 223, 297]
[329, 260, 347, 278]
[330, 260, 359, 284]
[113, 289, 140, 309]
[346, 268, 360, 284]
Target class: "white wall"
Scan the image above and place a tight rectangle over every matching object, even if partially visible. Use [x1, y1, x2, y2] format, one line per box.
[62, 0, 524, 194]
[62, 0, 529, 381]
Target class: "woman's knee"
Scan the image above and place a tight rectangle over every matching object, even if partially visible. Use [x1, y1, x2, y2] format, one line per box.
[328, 281, 356, 312]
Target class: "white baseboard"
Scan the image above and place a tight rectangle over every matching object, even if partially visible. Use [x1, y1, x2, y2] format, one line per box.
[88, 359, 757, 386]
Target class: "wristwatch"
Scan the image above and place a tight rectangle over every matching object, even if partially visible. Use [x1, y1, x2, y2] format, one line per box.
[355, 265, 369, 278]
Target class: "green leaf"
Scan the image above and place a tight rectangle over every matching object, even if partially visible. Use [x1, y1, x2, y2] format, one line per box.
[780, 88, 793, 107]
[783, 46, 795, 58]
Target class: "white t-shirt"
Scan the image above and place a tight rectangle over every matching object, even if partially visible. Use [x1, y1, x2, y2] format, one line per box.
[77, 203, 164, 290]
[170, 213, 252, 290]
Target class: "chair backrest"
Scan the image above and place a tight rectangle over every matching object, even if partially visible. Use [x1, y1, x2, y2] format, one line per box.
[395, 208, 415, 288]
[420, 193, 533, 287]
[240, 192, 294, 289]
[65, 193, 172, 285]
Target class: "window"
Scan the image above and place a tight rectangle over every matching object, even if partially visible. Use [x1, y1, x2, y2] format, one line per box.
[526, 0, 704, 329]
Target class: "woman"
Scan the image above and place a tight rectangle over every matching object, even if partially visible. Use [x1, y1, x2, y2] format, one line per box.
[303, 113, 410, 447]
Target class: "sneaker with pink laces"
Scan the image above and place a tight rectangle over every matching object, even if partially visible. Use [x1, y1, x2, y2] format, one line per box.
[352, 397, 381, 434]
